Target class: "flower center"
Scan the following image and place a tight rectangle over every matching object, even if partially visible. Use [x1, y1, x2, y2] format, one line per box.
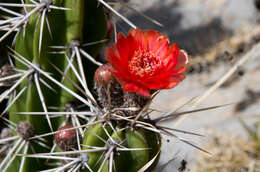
[128, 49, 162, 77]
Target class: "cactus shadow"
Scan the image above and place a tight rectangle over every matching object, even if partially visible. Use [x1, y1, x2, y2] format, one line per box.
[117, 2, 233, 56]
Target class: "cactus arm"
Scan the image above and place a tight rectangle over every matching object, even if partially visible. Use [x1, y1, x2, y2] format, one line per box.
[81, 0, 108, 93]
[83, 0, 107, 58]
[101, 131, 132, 172]
[64, 0, 84, 41]
[8, 1, 66, 171]
[143, 129, 161, 171]
[8, 8, 38, 124]
[83, 123, 113, 171]
[126, 129, 150, 172]
[58, 0, 85, 107]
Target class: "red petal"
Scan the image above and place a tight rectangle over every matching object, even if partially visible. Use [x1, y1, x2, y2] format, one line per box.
[176, 50, 189, 68]
[116, 33, 135, 62]
[146, 30, 161, 49]
[164, 82, 178, 89]
[105, 34, 133, 74]
[144, 30, 170, 59]
[155, 40, 170, 58]
[165, 75, 185, 89]
[144, 80, 172, 89]
[112, 70, 132, 84]
[105, 44, 124, 70]
[169, 50, 189, 75]
[161, 44, 179, 65]
[135, 70, 184, 90]
[129, 28, 148, 50]
[123, 83, 150, 97]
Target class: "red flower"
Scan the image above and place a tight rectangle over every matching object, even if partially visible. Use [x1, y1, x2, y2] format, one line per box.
[105, 28, 189, 97]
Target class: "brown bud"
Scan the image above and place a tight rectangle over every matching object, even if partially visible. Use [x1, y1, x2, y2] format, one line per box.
[55, 125, 77, 151]
[17, 121, 35, 140]
[94, 64, 116, 88]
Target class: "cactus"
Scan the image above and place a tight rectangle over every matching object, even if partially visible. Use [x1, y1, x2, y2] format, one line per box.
[0, 0, 213, 172]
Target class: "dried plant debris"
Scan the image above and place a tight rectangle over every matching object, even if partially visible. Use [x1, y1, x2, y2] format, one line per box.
[194, 131, 260, 172]
[178, 159, 188, 172]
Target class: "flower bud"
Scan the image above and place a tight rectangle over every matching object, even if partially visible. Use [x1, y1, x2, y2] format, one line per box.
[94, 64, 124, 109]
[55, 125, 77, 151]
[94, 64, 116, 88]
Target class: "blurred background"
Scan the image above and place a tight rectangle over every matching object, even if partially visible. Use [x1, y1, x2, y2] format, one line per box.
[113, 0, 260, 171]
